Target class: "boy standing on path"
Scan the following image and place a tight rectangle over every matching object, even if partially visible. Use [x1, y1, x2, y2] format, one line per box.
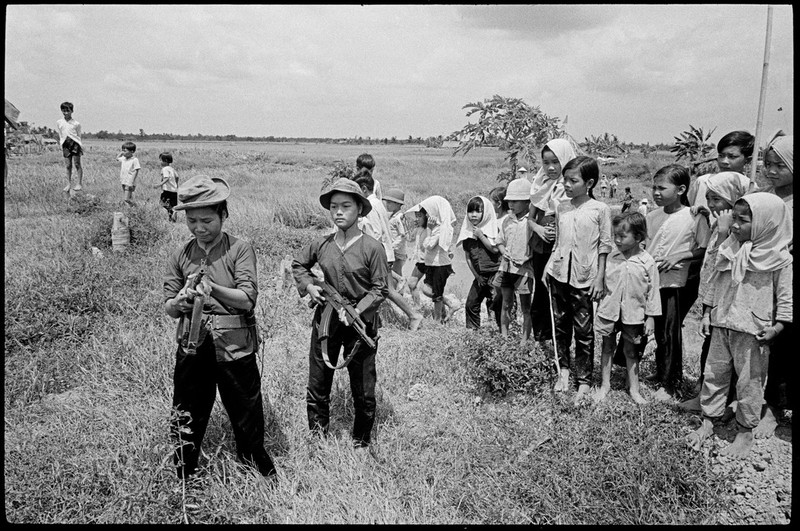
[56, 102, 83, 193]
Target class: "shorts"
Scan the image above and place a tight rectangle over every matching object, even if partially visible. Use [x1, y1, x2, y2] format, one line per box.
[160, 191, 178, 210]
[122, 184, 136, 192]
[62, 137, 83, 158]
[596, 316, 646, 359]
[494, 271, 533, 295]
[413, 262, 427, 276]
[423, 264, 453, 301]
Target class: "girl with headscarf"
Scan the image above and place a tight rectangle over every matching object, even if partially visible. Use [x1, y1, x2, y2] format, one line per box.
[527, 138, 578, 344]
[679, 171, 750, 412]
[457, 196, 502, 330]
[687, 192, 792, 458]
[755, 131, 794, 439]
[409, 195, 458, 323]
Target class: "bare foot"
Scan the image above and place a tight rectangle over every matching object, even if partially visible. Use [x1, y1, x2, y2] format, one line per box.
[593, 386, 610, 403]
[408, 314, 423, 332]
[629, 390, 648, 405]
[720, 429, 754, 458]
[573, 384, 591, 405]
[63, 184, 72, 193]
[678, 394, 701, 412]
[554, 369, 570, 392]
[685, 419, 713, 451]
[753, 406, 779, 439]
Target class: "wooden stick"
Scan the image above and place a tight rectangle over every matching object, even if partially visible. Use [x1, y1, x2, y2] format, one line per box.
[750, 5, 774, 186]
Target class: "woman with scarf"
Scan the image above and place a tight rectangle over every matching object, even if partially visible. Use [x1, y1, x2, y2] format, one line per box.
[528, 138, 578, 345]
[686, 192, 792, 458]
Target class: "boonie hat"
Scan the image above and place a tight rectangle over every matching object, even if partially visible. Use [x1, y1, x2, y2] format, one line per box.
[383, 188, 405, 205]
[320, 178, 372, 216]
[504, 178, 531, 201]
[173, 175, 230, 211]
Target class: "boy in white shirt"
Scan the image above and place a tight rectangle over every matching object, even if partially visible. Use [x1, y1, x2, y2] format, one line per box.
[117, 141, 141, 205]
[153, 151, 179, 221]
[56, 102, 83, 193]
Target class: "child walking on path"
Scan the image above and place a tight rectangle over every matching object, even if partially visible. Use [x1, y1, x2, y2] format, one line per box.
[528, 139, 578, 344]
[545, 156, 613, 404]
[496, 178, 536, 341]
[354, 169, 423, 330]
[56, 101, 83, 193]
[407, 195, 457, 324]
[645, 165, 711, 400]
[163, 175, 276, 479]
[594, 212, 661, 405]
[686, 192, 792, 458]
[383, 187, 413, 289]
[117, 141, 141, 205]
[754, 131, 793, 439]
[154, 151, 179, 221]
[457, 196, 502, 330]
[292, 178, 389, 448]
[678, 171, 750, 412]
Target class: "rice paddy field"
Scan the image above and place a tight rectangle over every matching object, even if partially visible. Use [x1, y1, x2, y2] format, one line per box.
[4, 140, 791, 524]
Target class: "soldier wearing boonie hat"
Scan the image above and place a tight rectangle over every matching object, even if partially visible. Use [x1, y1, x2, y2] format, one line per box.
[163, 174, 276, 480]
[292, 178, 389, 448]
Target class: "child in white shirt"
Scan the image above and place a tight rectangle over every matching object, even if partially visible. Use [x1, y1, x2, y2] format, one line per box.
[56, 101, 83, 193]
[154, 151, 179, 221]
[117, 141, 141, 205]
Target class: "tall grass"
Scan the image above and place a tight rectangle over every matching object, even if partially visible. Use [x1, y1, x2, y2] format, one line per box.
[5, 142, 734, 524]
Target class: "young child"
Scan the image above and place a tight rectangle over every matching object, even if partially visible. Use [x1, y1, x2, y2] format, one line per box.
[56, 102, 83, 193]
[599, 174, 609, 198]
[383, 187, 411, 290]
[621, 187, 634, 213]
[117, 141, 141, 205]
[356, 153, 382, 200]
[688, 131, 756, 210]
[496, 178, 536, 341]
[678, 171, 749, 412]
[163, 174, 276, 479]
[407, 195, 457, 324]
[637, 198, 649, 217]
[154, 151, 179, 222]
[456, 196, 502, 330]
[404, 214, 426, 307]
[645, 164, 710, 400]
[686, 192, 792, 458]
[528, 139, 578, 345]
[354, 169, 423, 331]
[755, 131, 793, 439]
[610, 174, 619, 198]
[545, 156, 613, 403]
[292, 178, 389, 448]
[488, 185, 509, 324]
[595, 212, 661, 404]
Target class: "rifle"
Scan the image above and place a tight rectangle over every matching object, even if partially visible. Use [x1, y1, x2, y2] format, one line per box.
[309, 275, 377, 369]
[184, 259, 207, 355]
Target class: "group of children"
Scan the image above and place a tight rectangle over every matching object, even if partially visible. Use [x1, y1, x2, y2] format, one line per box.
[57, 102, 181, 220]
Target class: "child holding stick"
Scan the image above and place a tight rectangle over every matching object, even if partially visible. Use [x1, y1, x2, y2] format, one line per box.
[686, 193, 792, 458]
[545, 156, 613, 403]
[292, 178, 389, 448]
[456, 196, 502, 330]
[594, 212, 660, 404]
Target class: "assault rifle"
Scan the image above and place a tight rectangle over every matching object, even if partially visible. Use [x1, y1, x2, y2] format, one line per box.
[309, 275, 376, 369]
[184, 260, 207, 355]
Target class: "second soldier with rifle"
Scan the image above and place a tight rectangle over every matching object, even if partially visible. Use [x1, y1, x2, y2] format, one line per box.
[292, 178, 389, 449]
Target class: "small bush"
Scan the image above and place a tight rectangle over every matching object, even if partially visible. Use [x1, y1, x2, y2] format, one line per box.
[460, 328, 552, 397]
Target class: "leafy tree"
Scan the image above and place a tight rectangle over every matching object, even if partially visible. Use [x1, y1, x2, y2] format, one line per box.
[583, 133, 627, 156]
[449, 95, 563, 182]
[670, 125, 716, 163]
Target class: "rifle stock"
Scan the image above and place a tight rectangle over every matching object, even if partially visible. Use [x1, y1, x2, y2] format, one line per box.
[311, 277, 376, 350]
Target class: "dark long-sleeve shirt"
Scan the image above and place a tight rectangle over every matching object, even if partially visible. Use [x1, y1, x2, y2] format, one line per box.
[292, 233, 389, 322]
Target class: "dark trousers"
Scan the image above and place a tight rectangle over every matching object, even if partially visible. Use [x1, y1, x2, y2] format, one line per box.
[171, 336, 274, 478]
[764, 322, 794, 411]
[530, 250, 553, 342]
[465, 273, 501, 330]
[652, 285, 697, 391]
[550, 277, 594, 386]
[307, 311, 378, 447]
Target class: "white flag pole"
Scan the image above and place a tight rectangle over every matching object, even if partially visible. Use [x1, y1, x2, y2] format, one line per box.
[750, 5, 774, 186]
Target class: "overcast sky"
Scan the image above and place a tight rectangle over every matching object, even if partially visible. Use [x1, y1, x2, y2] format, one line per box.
[5, 4, 794, 144]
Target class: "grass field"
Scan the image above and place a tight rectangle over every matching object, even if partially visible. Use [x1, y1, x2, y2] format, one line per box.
[5, 140, 737, 524]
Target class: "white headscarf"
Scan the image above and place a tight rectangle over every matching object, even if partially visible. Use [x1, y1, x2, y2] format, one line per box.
[411, 195, 457, 253]
[715, 192, 793, 284]
[456, 196, 499, 248]
[529, 138, 578, 214]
